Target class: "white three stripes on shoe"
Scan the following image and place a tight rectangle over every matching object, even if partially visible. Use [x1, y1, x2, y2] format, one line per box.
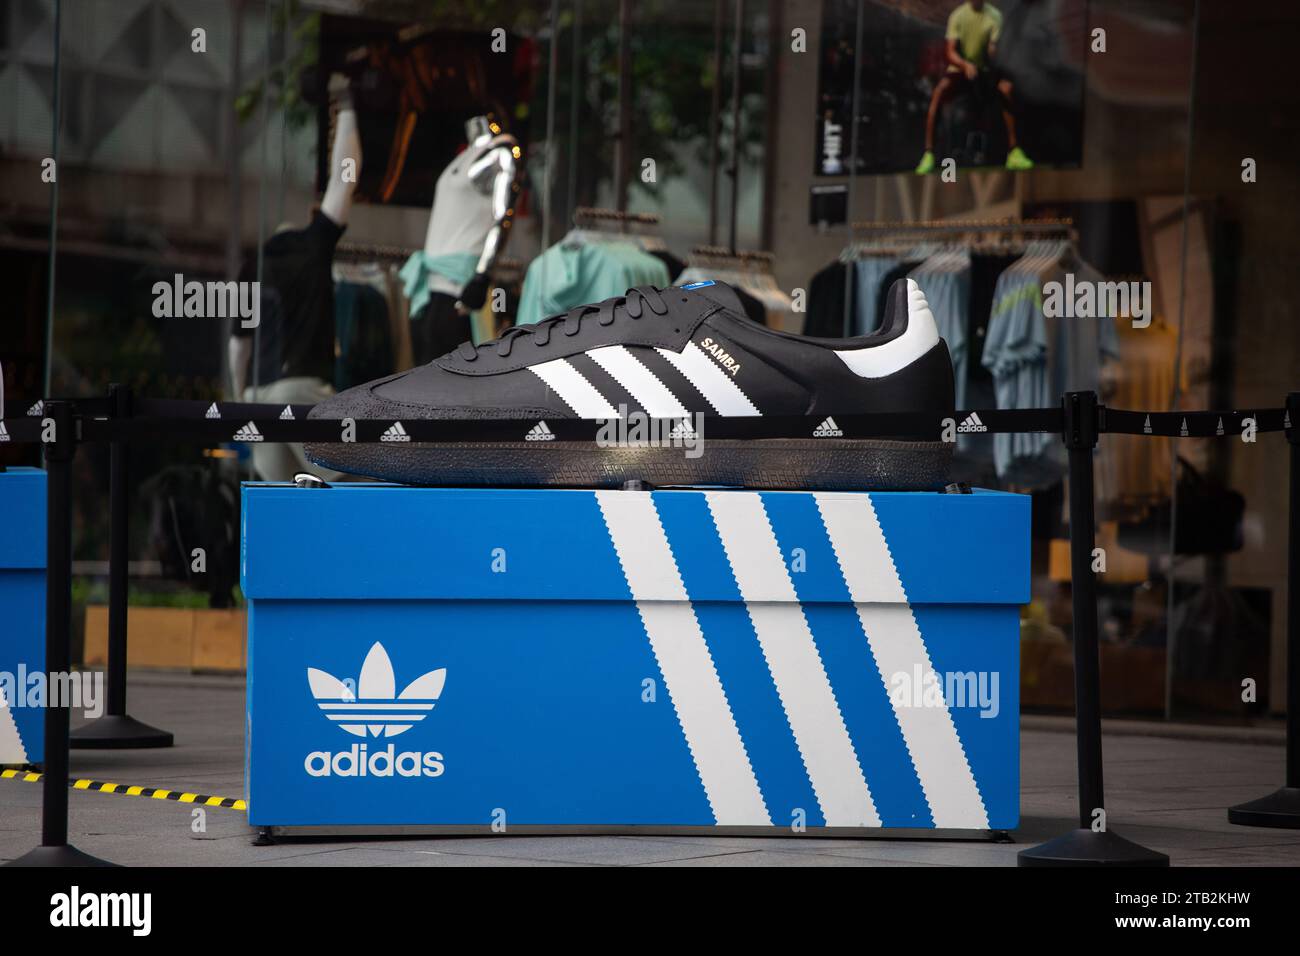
[595, 491, 771, 825]
[703, 491, 881, 827]
[528, 358, 619, 418]
[529, 344, 763, 419]
[814, 493, 989, 829]
[656, 342, 760, 416]
[586, 346, 690, 418]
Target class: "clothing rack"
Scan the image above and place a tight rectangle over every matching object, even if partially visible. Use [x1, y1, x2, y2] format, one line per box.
[335, 242, 415, 263]
[572, 207, 661, 230]
[848, 217, 1075, 234]
[841, 219, 1078, 261]
[688, 245, 775, 269]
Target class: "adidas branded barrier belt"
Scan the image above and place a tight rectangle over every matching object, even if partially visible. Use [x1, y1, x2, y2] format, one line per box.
[0, 398, 1291, 445]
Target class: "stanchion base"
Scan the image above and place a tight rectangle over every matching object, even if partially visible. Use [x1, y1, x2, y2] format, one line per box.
[1227, 787, 1300, 829]
[1018, 829, 1169, 867]
[4, 844, 118, 867]
[70, 714, 174, 749]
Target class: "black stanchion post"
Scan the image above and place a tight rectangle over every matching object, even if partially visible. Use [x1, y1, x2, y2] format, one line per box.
[1019, 391, 1169, 866]
[1228, 390, 1300, 827]
[6, 401, 115, 866]
[71, 384, 173, 749]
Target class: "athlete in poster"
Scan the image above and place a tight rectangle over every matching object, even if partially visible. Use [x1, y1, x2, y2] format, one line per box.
[915, 0, 1034, 174]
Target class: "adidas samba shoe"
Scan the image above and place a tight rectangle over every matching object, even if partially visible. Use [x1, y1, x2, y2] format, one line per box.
[305, 278, 955, 490]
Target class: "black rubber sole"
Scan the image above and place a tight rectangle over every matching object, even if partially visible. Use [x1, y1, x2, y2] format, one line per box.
[303, 438, 953, 491]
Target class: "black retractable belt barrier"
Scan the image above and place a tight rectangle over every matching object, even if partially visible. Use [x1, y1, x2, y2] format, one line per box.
[1018, 392, 1170, 867]
[5, 401, 115, 867]
[1228, 391, 1300, 828]
[70, 384, 174, 750]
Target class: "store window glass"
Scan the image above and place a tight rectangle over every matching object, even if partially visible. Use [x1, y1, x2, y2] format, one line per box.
[36, 0, 283, 626]
[794, 0, 1279, 725]
[1, 0, 59, 444]
[9, 0, 1296, 732]
[1172, 1, 1299, 723]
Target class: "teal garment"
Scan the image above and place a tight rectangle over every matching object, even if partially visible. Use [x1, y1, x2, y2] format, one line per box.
[516, 242, 670, 326]
[400, 251, 479, 318]
[983, 263, 1122, 488]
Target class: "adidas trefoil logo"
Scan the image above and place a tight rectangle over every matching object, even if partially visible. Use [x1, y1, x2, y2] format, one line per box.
[525, 420, 556, 441]
[205, 402, 220, 419]
[813, 416, 843, 438]
[1179, 418, 1189, 437]
[1143, 414, 1152, 434]
[279, 405, 295, 421]
[956, 412, 988, 434]
[308, 642, 446, 739]
[233, 421, 263, 442]
[1215, 417, 1224, 436]
[381, 421, 410, 442]
[26, 400, 43, 417]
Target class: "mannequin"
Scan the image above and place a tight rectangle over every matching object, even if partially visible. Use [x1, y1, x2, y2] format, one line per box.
[402, 113, 521, 365]
[227, 73, 360, 481]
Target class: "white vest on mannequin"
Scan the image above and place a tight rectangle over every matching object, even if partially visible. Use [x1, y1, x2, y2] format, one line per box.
[422, 116, 517, 299]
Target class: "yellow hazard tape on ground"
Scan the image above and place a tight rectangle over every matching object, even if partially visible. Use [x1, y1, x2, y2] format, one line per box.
[2, 768, 246, 811]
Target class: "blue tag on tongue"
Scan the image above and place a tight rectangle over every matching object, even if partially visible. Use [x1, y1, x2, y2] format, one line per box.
[681, 280, 716, 290]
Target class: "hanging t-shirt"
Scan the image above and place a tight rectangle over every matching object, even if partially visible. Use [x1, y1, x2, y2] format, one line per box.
[852, 257, 901, 335]
[983, 260, 1122, 487]
[235, 211, 345, 386]
[909, 253, 971, 408]
[804, 261, 856, 338]
[516, 241, 670, 326]
[983, 269, 1055, 485]
[649, 249, 687, 283]
[333, 281, 392, 391]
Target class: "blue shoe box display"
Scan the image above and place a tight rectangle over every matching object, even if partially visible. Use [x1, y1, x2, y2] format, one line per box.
[0, 467, 46, 766]
[242, 483, 1028, 833]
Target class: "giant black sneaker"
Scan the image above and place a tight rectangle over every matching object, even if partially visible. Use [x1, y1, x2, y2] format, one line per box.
[305, 278, 955, 490]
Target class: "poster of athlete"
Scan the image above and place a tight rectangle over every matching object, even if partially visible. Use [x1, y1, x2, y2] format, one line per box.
[815, 0, 1088, 176]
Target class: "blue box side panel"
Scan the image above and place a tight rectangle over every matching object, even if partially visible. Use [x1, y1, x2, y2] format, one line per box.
[658, 490, 1018, 829]
[247, 599, 715, 827]
[913, 605, 1020, 829]
[241, 485, 1029, 605]
[869, 492, 1031, 605]
[241, 486, 631, 602]
[0, 469, 46, 569]
[243, 485, 1024, 829]
[0, 571, 46, 763]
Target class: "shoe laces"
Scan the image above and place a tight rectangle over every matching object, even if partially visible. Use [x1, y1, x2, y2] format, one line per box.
[456, 286, 669, 361]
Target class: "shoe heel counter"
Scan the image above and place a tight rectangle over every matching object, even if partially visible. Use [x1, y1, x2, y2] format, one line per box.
[888, 339, 955, 414]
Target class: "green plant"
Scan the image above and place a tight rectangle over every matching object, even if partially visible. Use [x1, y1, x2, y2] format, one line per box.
[235, 3, 321, 134]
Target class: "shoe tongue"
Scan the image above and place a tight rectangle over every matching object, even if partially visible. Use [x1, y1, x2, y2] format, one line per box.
[679, 279, 745, 315]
